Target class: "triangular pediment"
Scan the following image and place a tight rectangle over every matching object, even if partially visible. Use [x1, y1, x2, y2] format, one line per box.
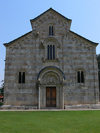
[30, 8, 72, 30]
[30, 8, 71, 22]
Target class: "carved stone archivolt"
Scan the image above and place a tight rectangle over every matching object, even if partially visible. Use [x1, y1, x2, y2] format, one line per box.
[41, 72, 60, 85]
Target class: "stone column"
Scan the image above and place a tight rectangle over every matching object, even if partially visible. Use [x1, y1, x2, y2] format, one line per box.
[38, 85, 40, 109]
[62, 86, 64, 109]
[60, 83, 64, 109]
[62, 80, 66, 109]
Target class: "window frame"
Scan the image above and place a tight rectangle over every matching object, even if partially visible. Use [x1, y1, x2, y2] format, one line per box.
[47, 44, 56, 60]
[49, 26, 54, 36]
[77, 70, 85, 84]
[18, 72, 25, 84]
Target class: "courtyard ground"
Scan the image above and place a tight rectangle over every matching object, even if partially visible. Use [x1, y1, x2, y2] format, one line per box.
[0, 110, 100, 133]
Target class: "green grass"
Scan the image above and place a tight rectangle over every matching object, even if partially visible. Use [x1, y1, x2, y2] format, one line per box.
[0, 111, 100, 133]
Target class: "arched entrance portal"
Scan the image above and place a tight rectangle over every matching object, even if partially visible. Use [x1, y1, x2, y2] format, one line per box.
[37, 66, 65, 109]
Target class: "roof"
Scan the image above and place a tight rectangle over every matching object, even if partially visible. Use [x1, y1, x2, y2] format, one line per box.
[70, 31, 98, 46]
[30, 8, 72, 23]
[4, 31, 32, 47]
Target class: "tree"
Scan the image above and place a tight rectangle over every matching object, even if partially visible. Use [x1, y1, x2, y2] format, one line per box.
[0, 80, 4, 103]
[97, 54, 100, 69]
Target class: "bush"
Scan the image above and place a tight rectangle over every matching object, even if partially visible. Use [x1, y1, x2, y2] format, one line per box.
[0, 102, 3, 106]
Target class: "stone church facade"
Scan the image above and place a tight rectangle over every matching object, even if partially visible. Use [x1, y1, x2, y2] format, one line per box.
[4, 8, 99, 109]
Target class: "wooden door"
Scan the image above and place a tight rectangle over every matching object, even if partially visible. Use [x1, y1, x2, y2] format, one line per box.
[46, 87, 56, 107]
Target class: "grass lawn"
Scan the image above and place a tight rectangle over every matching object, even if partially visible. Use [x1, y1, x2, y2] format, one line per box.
[0, 111, 100, 133]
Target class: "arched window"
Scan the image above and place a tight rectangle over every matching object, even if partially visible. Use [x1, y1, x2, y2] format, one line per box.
[77, 70, 84, 83]
[49, 26, 54, 36]
[47, 45, 55, 60]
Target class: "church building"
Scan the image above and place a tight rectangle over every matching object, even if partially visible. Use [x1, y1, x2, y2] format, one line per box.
[4, 8, 99, 109]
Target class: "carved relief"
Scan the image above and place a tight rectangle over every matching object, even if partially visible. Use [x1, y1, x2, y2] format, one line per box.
[41, 72, 59, 85]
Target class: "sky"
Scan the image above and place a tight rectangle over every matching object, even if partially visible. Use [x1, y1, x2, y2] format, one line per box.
[0, 0, 100, 86]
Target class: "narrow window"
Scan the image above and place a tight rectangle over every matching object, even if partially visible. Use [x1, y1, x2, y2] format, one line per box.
[77, 70, 84, 83]
[81, 71, 84, 83]
[19, 72, 21, 83]
[50, 45, 52, 60]
[49, 26, 54, 36]
[49, 26, 51, 35]
[47, 45, 55, 60]
[22, 72, 25, 83]
[77, 71, 80, 83]
[18, 72, 25, 84]
[47, 45, 50, 60]
[51, 26, 54, 35]
[53, 45, 55, 59]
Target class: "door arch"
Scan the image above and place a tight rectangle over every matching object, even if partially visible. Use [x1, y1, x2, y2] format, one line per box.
[37, 66, 65, 109]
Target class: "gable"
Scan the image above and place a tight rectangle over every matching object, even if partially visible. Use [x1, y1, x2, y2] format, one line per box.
[31, 8, 71, 22]
[69, 31, 98, 46]
[30, 8, 72, 31]
[4, 31, 32, 47]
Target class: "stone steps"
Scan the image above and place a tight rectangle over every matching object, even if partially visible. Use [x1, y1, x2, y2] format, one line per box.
[1, 104, 100, 110]
[65, 104, 100, 109]
[0, 105, 38, 110]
